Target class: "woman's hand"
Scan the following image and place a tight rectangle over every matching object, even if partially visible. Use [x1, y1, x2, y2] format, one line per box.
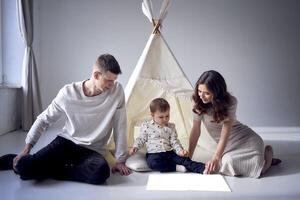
[205, 158, 220, 174]
[204, 120, 233, 174]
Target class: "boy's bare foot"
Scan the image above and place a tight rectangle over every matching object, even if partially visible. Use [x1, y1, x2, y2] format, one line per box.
[176, 165, 187, 173]
[261, 145, 273, 174]
[203, 163, 210, 174]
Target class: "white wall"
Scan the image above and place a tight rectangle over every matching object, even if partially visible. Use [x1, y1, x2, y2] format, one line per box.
[0, 87, 21, 135]
[34, 0, 300, 127]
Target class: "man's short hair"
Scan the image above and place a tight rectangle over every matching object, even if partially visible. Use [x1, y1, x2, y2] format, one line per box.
[150, 98, 170, 113]
[95, 54, 122, 74]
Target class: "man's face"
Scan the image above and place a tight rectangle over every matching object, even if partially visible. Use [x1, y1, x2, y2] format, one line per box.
[97, 71, 118, 92]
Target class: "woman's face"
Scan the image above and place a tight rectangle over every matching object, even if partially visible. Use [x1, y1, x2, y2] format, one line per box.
[198, 84, 213, 104]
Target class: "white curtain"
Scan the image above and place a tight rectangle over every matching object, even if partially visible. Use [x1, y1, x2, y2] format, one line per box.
[17, 0, 42, 130]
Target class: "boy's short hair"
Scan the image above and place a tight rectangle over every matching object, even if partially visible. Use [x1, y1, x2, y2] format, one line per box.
[150, 98, 170, 113]
[95, 54, 122, 74]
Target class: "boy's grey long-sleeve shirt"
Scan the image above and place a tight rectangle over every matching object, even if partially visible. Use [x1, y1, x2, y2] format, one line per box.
[25, 81, 128, 163]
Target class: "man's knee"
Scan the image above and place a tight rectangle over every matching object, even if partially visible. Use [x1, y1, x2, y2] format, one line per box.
[85, 161, 110, 185]
[15, 155, 34, 179]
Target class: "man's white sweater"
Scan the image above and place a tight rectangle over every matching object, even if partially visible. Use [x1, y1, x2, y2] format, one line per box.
[25, 81, 128, 163]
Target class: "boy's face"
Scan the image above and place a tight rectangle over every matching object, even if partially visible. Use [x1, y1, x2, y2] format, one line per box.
[151, 110, 170, 126]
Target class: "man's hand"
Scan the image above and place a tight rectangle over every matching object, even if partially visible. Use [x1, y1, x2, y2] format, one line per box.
[129, 147, 138, 156]
[179, 149, 189, 157]
[13, 144, 32, 171]
[111, 162, 132, 176]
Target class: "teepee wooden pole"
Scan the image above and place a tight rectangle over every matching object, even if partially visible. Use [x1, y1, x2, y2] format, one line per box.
[152, 20, 161, 34]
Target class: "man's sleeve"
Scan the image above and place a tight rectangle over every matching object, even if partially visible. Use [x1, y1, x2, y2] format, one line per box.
[25, 88, 66, 147]
[112, 88, 128, 163]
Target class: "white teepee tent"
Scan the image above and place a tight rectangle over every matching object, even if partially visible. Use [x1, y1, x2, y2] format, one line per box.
[124, 0, 217, 163]
[107, 0, 216, 166]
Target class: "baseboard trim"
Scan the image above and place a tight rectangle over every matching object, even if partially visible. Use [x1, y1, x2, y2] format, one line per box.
[252, 127, 300, 134]
[252, 127, 300, 141]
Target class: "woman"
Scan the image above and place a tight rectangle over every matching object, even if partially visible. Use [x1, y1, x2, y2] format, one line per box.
[188, 70, 281, 178]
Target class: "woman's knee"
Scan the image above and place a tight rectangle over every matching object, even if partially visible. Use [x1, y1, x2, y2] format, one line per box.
[222, 155, 234, 166]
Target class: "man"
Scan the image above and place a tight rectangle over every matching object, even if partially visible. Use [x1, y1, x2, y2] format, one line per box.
[0, 54, 131, 184]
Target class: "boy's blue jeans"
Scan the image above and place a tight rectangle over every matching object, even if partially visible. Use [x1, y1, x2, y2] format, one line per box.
[146, 151, 205, 173]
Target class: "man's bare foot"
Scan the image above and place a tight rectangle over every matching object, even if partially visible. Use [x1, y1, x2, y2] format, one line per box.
[261, 145, 273, 174]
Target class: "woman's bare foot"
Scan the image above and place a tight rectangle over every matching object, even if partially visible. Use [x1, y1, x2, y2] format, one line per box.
[261, 145, 273, 174]
[271, 158, 282, 166]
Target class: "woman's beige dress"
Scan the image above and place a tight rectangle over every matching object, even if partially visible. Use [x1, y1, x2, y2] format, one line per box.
[193, 96, 265, 178]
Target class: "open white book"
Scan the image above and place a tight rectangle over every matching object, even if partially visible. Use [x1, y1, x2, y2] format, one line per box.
[146, 173, 231, 192]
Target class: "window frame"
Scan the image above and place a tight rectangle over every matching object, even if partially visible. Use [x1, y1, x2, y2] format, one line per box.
[0, 0, 3, 84]
[0, 0, 24, 87]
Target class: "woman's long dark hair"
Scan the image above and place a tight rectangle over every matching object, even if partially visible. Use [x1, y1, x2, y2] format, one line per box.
[192, 70, 233, 123]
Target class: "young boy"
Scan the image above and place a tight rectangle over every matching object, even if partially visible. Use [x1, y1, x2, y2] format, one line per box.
[129, 98, 206, 174]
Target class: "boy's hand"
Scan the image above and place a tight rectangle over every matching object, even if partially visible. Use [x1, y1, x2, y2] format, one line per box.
[129, 147, 138, 156]
[179, 149, 189, 157]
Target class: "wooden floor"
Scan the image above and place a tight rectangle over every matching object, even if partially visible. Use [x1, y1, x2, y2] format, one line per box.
[0, 127, 300, 200]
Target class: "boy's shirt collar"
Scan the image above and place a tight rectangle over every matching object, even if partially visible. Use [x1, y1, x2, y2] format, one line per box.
[150, 119, 169, 128]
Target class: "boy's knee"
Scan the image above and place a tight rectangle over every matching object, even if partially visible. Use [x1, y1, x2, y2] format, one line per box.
[148, 162, 160, 170]
[148, 161, 167, 171]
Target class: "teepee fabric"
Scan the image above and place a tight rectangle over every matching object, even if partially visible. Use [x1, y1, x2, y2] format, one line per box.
[123, 0, 217, 163]
[142, 0, 154, 22]
[108, 0, 217, 164]
[125, 32, 194, 146]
